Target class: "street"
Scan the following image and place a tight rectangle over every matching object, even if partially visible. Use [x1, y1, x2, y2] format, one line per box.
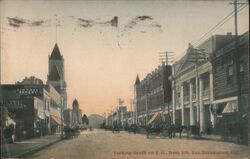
[24, 129, 249, 159]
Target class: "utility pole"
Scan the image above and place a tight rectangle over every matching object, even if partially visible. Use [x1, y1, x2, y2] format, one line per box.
[110, 106, 113, 127]
[229, 0, 248, 144]
[130, 98, 133, 124]
[187, 44, 209, 129]
[145, 86, 148, 126]
[159, 51, 174, 123]
[60, 96, 64, 139]
[140, 84, 151, 126]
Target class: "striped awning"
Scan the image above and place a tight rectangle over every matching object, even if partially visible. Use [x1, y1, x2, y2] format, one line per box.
[222, 101, 238, 113]
[148, 112, 164, 125]
[51, 116, 65, 126]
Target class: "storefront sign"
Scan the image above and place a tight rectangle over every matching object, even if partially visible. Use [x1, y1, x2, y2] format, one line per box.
[16, 88, 43, 96]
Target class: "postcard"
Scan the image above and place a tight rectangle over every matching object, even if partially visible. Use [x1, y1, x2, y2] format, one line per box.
[0, 0, 249, 159]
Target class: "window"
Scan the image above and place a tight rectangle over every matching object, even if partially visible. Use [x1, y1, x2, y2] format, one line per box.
[240, 62, 244, 82]
[227, 65, 233, 84]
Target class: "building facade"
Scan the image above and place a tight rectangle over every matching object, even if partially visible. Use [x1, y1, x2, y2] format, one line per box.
[113, 106, 127, 127]
[47, 84, 63, 134]
[211, 31, 249, 143]
[72, 99, 83, 127]
[172, 44, 213, 133]
[134, 64, 172, 126]
[0, 83, 51, 139]
[171, 32, 244, 134]
[0, 43, 68, 139]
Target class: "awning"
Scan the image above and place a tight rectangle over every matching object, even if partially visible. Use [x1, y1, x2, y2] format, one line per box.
[138, 114, 145, 118]
[222, 101, 238, 114]
[148, 112, 165, 125]
[51, 116, 65, 126]
[213, 96, 237, 104]
[37, 111, 45, 119]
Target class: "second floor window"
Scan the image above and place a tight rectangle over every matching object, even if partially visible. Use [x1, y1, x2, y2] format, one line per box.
[227, 65, 233, 85]
[240, 62, 244, 82]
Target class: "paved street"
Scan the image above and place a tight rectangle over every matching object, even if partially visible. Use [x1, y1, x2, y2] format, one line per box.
[23, 129, 249, 159]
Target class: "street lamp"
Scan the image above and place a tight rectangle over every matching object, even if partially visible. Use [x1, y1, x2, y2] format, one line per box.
[60, 97, 64, 139]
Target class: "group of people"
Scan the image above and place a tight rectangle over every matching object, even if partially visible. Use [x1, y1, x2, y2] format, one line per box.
[63, 127, 80, 139]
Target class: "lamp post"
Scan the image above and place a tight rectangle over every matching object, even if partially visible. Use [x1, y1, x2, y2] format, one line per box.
[60, 97, 64, 139]
[145, 91, 148, 126]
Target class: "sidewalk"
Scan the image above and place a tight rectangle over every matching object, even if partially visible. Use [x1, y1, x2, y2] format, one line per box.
[182, 132, 223, 141]
[137, 130, 223, 142]
[1, 134, 61, 158]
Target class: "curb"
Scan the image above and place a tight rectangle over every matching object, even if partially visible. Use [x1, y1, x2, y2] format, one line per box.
[10, 138, 62, 158]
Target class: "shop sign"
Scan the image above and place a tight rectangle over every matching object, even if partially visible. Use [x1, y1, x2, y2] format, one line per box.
[16, 88, 43, 96]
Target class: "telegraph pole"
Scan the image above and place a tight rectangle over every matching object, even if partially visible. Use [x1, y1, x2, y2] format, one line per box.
[159, 51, 174, 123]
[229, 0, 248, 144]
[110, 106, 113, 127]
[142, 84, 150, 126]
[60, 97, 64, 139]
[145, 86, 148, 126]
[187, 44, 209, 129]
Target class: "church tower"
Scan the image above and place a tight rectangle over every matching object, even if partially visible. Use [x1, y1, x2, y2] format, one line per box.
[47, 43, 67, 109]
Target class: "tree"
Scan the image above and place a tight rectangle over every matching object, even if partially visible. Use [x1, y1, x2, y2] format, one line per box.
[82, 114, 89, 125]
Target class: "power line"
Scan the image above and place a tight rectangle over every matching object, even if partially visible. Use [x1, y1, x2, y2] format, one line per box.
[193, 4, 247, 47]
[174, 2, 247, 64]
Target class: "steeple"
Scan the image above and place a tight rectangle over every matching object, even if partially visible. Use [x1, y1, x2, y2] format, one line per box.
[48, 65, 60, 81]
[73, 99, 79, 107]
[47, 43, 67, 109]
[50, 43, 63, 60]
[135, 74, 140, 85]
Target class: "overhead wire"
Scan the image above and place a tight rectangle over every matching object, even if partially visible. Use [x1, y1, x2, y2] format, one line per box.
[193, 4, 247, 47]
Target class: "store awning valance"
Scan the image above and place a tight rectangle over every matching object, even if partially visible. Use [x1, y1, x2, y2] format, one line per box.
[148, 112, 165, 125]
[222, 101, 238, 114]
[51, 116, 65, 126]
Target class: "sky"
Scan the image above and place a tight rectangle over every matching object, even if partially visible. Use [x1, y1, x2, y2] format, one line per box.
[0, 0, 249, 116]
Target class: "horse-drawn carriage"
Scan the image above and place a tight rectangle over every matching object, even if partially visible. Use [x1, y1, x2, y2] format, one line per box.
[112, 124, 120, 133]
[145, 112, 201, 139]
[64, 127, 80, 139]
[146, 124, 201, 139]
[146, 112, 173, 138]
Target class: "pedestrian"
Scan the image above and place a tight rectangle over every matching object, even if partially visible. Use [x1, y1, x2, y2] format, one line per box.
[146, 124, 151, 139]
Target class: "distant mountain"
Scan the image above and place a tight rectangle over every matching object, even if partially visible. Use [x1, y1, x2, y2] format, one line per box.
[88, 114, 105, 128]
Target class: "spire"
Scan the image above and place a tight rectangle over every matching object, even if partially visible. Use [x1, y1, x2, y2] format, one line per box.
[72, 99, 79, 106]
[50, 43, 63, 60]
[48, 65, 60, 81]
[135, 74, 140, 85]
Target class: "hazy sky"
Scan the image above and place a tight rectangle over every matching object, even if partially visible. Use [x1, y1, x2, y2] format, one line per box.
[0, 0, 249, 116]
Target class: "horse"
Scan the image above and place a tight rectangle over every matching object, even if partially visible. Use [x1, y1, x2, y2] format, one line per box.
[172, 125, 187, 138]
[228, 123, 241, 143]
